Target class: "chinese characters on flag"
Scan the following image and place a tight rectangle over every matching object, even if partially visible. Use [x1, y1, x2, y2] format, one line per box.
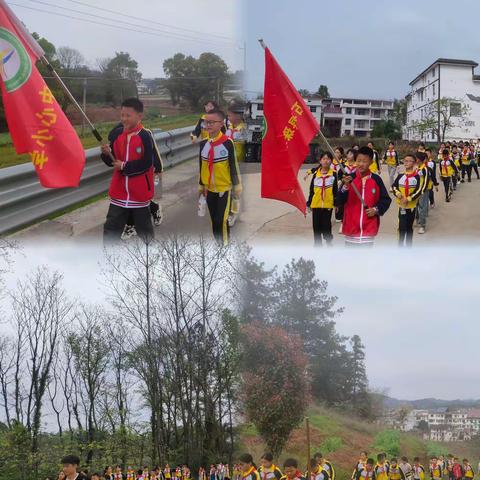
[261, 46, 320, 215]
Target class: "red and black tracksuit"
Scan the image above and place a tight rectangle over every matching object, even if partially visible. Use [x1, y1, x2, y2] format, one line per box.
[101, 123, 155, 241]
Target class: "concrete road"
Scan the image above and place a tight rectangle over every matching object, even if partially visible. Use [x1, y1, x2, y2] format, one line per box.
[12, 161, 480, 246]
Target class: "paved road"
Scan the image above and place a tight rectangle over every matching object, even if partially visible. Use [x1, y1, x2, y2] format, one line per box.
[13, 161, 480, 246]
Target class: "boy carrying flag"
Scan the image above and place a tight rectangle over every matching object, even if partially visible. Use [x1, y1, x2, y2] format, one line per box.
[101, 98, 155, 242]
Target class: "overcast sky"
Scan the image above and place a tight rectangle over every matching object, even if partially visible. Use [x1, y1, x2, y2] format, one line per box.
[251, 245, 480, 401]
[243, 0, 480, 99]
[7, 0, 242, 77]
[2, 241, 479, 402]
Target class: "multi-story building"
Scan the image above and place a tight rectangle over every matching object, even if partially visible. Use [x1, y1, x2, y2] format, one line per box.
[249, 98, 323, 125]
[249, 97, 394, 138]
[405, 58, 480, 142]
[322, 97, 394, 137]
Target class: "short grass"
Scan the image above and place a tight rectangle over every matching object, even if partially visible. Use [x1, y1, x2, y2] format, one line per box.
[0, 113, 198, 169]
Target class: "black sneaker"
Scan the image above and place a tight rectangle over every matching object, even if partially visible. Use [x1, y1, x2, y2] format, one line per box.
[152, 205, 163, 226]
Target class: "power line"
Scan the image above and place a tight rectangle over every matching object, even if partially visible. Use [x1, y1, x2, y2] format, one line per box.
[8, 2, 236, 48]
[23, 0, 236, 46]
[60, 0, 235, 42]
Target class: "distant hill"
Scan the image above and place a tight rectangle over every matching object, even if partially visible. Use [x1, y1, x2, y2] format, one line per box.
[374, 394, 480, 410]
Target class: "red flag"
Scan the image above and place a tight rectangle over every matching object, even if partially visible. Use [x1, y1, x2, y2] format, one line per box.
[261, 47, 320, 215]
[0, 0, 85, 187]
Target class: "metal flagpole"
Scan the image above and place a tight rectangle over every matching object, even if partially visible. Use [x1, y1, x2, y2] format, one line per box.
[258, 39, 366, 207]
[40, 57, 104, 142]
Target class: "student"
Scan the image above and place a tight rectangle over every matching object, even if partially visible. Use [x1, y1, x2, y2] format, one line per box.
[430, 457, 443, 480]
[392, 154, 422, 246]
[336, 146, 392, 246]
[356, 459, 376, 480]
[91, 474, 101, 480]
[438, 149, 459, 202]
[62, 455, 87, 480]
[313, 453, 335, 480]
[114, 467, 124, 480]
[352, 452, 369, 480]
[280, 459, 306, 480]
[191, 100, 221, 142]
[450, 145, 460, 190]
[452, 459, 464, 480]
[417, 142, 426, 153]
[416, 152, 438, 234]
[425, 148, 438, 208]
[413, 459, 425, 480]
[164, 466, 171, 480]
[226, 102, 247, 228]
[239, 454, 260, 480]
[389, 459, 406, 480]
[122, 125, 164, 239]
[126, 467, 136, 480]
[306, 152, 338, 246]
[258, 453, 283, 480]
[105, 467, 114, 480]
[101, 98, 155, 242]
[383, 141, 399, 188]
[368, 142, 381, 174]
[400, 457, 413, 480]
[309, 459, 330, 480]
[460, 142, 473, 182]
[469, 144, 480, 179]
[375, 454, 390, 480]
[198, 109, 242, 245]
[463, 460, 474, 480]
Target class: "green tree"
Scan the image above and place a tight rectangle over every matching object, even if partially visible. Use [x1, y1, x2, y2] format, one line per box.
[163, 52, 229, 108]
[411, 97, 471, 142]
[317, 85, 330, 99]
[349, 335, 371, 417]
[371, 119, 402, 140]
[240, 322, 309, 456]
[101, 52, 141, 105]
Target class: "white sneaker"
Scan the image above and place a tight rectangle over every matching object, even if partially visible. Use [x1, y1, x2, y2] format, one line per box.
[121, 224, 137, 240]
[153, 204, 163, 226]
[418, 227, 426, 234]
[227, 213, 238, 227]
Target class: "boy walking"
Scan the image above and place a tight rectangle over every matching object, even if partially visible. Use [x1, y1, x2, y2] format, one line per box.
[383, 141, 399, 189]
[199, 109, 242, 245]
[101, 98, 155, 242]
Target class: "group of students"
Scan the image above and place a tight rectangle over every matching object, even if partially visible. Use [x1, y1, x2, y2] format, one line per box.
[350, 452, 476, 480]
[305, 137, 480, 247]
[100, 98, 246, 245]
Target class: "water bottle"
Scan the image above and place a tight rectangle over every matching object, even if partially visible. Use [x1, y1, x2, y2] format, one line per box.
[198, 194, 207, 217]
[154, 175, 160, 187]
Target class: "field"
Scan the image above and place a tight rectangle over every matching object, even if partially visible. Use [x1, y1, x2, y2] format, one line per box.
[0, 98, 199, 169]
[237, 404, 480, 479]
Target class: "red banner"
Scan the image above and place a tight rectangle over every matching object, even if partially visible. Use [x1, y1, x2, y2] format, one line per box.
[0, 1, 85, 187]
[261, 47, 320, 215]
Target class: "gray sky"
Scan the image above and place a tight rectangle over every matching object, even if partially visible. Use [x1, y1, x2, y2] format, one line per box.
[243, 0, 480, 99]
[2, 241, 479, 401]
[251, 245, 480, 401]
[7, 0, 242, 77]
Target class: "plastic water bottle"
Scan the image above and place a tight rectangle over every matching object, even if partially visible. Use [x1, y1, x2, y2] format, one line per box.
[154, 175, 160, 187]
[198, 195, 207, 217]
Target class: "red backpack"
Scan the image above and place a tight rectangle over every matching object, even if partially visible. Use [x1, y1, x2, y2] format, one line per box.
[452, 464, 463, 480]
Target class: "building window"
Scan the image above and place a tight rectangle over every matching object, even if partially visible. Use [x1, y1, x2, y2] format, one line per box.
[257, 103, 264, 111]
[310, 106, 317, 112]
[356, 109, 368, 116]
[345, 118, 351, 125]
[346, 107, 352, 114]
[345, 130, 351, 135]
[450, 102, 462, 116]
[432, 68, 436, 77]
[433, 84, 436, 97]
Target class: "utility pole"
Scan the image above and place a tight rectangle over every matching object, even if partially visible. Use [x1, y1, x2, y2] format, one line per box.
[81, 78, 87, 136]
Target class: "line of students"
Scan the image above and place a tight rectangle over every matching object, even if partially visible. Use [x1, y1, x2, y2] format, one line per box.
[350, 452, 476, 480]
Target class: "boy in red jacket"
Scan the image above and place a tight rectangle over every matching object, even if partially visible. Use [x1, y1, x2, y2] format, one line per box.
[101, 98, 155, 242]
[336, 146, 391, 246]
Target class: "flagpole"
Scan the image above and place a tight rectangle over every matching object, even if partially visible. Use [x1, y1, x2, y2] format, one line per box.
[40, 57, 104, 143]
[258, 39, 366, 207]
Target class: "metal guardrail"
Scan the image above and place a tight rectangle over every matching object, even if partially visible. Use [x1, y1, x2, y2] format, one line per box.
[0, 125, 197, 235]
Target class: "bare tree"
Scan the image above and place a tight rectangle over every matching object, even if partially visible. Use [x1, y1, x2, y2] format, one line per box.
[56, 46, 85, 72]
[10, 267, 73, 477]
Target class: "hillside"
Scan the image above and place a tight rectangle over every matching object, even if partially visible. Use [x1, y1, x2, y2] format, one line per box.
[237, 404, 480, 479]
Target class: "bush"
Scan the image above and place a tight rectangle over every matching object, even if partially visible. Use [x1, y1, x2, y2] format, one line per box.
[372, 429, 401, 457]
[320, 436, 343, 454]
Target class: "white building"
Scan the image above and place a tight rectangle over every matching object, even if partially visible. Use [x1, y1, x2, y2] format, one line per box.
[249, 98, 323, 125]
[322, 98, 394, 137]
[405, 58, 480, 142]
